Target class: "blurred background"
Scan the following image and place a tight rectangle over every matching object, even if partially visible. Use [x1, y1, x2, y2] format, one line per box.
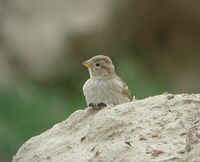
[0, 0, 200, 161]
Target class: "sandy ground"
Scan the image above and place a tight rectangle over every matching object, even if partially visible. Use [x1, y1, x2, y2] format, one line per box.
[12, 94, 200, 162]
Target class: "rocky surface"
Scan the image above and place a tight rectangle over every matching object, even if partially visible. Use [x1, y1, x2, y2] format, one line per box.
[13, 94, 200, 162]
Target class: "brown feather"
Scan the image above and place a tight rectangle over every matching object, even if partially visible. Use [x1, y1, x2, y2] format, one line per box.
[122, 88, 131, 100]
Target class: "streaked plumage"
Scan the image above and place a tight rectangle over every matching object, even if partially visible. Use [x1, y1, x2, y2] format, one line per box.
[82, 55, 131, 109]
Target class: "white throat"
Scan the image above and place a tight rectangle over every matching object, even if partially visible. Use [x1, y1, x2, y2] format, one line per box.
[88, 69, 115, 80]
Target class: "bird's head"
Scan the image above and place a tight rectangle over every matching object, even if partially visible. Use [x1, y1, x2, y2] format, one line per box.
[82, 55, 115, 79]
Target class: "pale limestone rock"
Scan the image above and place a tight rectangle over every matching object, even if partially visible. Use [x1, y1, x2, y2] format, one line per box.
[13, 94, 200, 162]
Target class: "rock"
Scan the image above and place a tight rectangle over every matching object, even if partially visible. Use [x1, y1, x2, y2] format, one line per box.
[12, 94, 200, 162]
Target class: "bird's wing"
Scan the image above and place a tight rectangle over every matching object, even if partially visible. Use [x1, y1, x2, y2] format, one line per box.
[115, 76, 132, 100]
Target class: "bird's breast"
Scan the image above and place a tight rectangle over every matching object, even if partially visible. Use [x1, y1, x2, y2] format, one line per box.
[83, 78, 128, 105]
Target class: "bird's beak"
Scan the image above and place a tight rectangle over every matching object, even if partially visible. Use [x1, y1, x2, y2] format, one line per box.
[82, 60, 93, 69]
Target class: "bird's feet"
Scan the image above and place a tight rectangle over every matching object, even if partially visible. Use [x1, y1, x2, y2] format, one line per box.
[88, 102, 107, 110]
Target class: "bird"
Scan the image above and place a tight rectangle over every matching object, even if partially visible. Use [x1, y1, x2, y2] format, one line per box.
[82, 55, 131, 109]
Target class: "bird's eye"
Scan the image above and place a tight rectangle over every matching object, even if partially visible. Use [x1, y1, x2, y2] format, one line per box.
[96, 63, 100, 67]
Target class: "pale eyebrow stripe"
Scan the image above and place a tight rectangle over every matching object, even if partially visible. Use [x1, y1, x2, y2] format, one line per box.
[93, 57, 111, 64]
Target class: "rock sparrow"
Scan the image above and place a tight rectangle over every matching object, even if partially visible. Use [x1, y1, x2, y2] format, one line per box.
[82, 55, 131, 109]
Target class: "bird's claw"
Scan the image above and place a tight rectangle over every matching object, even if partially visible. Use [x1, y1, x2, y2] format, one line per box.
[88, 102, 107, 109]
[97, 102, 107, 107]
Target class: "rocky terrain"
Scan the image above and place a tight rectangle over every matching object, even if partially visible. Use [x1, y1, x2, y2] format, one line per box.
[13, 94, 200, 162]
